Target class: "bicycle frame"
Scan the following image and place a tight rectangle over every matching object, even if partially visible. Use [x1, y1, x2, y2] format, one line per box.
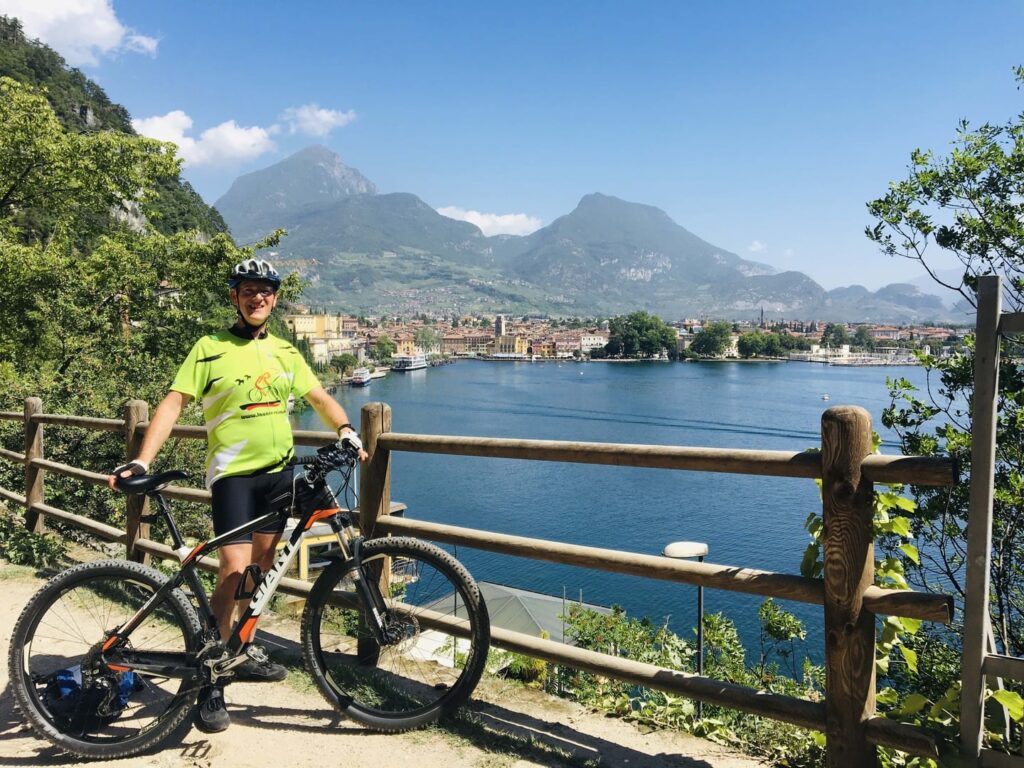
[100, 469, 386, 684]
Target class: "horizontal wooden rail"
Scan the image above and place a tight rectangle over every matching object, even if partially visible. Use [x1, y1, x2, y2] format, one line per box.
[862, 454, 959, 486]
[29, 502, 126, 542]
[0, 447, 25, 463]
[293, 428, 344, 447]
[984, 653, 1024, 681]
[0, 411, 21, 421]
[863, 717, 941, 760]
[377, 433, 957, 486]
[31, 458, 110, 487]
[0, 485, 27, 506]
[161, 484, 212, 504]
[999, 312, 1024, 336]
[29, 414, 125, 432]
[167, 424, 207, 439]
[375, 516, 953, 623]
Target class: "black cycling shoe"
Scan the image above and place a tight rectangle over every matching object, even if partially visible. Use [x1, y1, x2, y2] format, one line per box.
[233, 649, 288, 683]
[195, 685, 230, 733]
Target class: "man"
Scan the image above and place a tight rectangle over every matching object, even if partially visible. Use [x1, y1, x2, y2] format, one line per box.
[109, 258, 366, 733]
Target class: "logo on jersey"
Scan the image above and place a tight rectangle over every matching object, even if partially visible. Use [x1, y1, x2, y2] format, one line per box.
[241, 370, 281, 410]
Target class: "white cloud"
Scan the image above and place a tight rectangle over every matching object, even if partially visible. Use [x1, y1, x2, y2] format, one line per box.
[747, 240, 767, 253]
[281, 104, 357, 137]
[132, 110, 276, 167]
[125, 33, 158, 56]
[0, 0, 159, 66]
[437, 206, 543, 237]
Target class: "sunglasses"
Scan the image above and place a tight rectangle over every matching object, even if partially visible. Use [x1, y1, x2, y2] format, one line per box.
[237, 286, 276, 299]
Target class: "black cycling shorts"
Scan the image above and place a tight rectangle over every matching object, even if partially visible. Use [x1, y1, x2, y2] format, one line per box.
[210, 467, 295, 542]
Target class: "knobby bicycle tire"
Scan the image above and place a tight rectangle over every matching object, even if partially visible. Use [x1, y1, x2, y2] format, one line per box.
[301, 537, 490, 731]
[8, 559, 203, 759]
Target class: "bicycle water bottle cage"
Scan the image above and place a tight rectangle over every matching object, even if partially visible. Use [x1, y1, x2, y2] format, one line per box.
[234, 564, 263, 600]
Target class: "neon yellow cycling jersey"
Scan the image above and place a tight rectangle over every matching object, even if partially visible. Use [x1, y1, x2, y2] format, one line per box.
[170, 328, 320, 488]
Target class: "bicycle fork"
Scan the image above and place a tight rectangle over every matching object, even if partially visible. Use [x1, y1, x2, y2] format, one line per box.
[346, 538, 400, 646]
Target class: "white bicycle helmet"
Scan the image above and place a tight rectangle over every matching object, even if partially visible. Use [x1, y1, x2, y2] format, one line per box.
[228, 259, 281, 290]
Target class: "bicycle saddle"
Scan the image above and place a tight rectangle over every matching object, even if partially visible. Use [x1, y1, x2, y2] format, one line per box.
[116, 470, 189, 495]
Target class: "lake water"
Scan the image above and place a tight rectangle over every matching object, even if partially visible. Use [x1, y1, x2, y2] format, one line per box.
[295, 359, 929, 659]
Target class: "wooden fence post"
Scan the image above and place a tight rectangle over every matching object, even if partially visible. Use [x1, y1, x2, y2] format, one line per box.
[821, 405, 876, 767]
[961, 274, 1002, 761]
[359, 402, 392, 538]
[124, 400, 150, 565]
[358, 402, 392, 661]
[24, 397, 44, 533]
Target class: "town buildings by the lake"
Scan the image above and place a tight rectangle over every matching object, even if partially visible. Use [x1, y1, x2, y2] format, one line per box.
[283, 307, 964, 368]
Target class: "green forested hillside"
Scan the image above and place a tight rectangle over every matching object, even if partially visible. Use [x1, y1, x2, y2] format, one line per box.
[0, 72, 275, 539]
[0, 15, 226, 236]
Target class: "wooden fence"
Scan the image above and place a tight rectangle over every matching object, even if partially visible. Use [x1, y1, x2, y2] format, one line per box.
[0, 394, 959, 766]
[959, 276, 1024, 768]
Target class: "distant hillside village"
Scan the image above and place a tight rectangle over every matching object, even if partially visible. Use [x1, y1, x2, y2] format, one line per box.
[283, 307, 963, 368]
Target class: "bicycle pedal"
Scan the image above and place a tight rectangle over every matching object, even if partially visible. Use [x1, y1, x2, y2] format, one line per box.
[246, 645, 270, 664]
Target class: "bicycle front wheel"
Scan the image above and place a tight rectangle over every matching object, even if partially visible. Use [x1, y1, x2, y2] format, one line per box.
[8, 560, 202, 759]
[302, 537, 489, 731]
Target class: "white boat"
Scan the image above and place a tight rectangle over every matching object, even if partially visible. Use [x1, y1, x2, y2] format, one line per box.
[392, 353, 428, 371]
[351, 367, 372, 386]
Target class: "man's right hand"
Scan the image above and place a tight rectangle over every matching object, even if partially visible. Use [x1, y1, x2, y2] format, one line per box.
[108, 460, 148, 491]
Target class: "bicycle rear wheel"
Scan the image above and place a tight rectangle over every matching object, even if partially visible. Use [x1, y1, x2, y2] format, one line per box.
[8, 560, 202, 759]
[302, 537, 489, 730]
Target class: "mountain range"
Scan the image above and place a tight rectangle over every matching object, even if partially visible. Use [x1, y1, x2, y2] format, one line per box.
[217, 146, 961, 323]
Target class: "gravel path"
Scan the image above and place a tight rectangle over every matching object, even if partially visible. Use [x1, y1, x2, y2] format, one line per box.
[0, 563, 763, 768]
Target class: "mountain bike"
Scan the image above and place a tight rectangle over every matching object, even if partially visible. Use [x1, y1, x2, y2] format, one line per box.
[8, 441, 490, 759]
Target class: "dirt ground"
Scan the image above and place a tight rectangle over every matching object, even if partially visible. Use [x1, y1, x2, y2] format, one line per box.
[0, 563, 763, 768]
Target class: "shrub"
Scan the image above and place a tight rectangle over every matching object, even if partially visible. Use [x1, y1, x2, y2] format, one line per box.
[0, 508, 66, 568]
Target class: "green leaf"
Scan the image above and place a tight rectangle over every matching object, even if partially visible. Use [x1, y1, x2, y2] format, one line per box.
[877, 493, 916, 513]
[899, 543, 920, 564]
[991, 689, 1024, 722]
[896, 616, 923, 635]
[800, 542, 822, 578]
[877, 687, 900, 706]
[896, 693, 930, 716]
[888, 516, 912, 536]
[898, 644, 919, 673]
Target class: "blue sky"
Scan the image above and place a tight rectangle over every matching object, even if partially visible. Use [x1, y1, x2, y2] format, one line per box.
[5, 1, 1023, 290]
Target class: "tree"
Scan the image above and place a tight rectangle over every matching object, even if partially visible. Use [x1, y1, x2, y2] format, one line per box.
[820, 323, 850, 348]
[867, 68, 1024, 656]
[852, 326, 875, 351]
[605, 311, 677, 359]
[0, 77, 178, 245]
[690, 321, 733, 357]
[331, 353, 358, 375]
[737, 332, 765, 359]
[374, 336, 396, 360]
[413, 327, 440, 352]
